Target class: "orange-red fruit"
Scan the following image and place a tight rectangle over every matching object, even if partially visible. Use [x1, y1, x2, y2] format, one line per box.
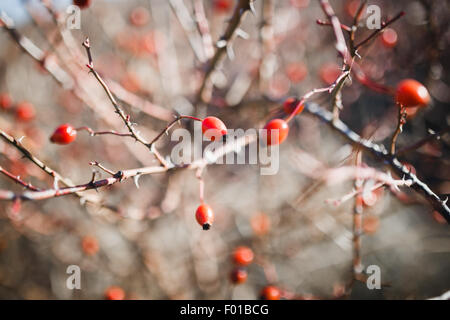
[286, 62, 307, 83]
[50, 124, 77, 145]
[81, 235, 99, 256]
[15, 102, 35, 122]
[283, 97, 304, 116]
[232, 246, 254, 266]
[251, 213, 271, 236]
[230, 268, 248, 284]
[260, 286, 281, 300]
[105, 286, 125, 300]
[395, 79, 430, 108]
[195, 204, 214, 230]
[213, 0, 233, 13]
[319, 63, 341, 85]
[0, 93, 12, 110]
[362, 215, 380, 234]
[380, 28, 398, 48]
[201, 116, 227, 141]
[263, 119, 289, 146]
[73, 0, 91, 9]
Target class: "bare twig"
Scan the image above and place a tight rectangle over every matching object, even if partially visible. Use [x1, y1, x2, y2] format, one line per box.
[396, 127, 450, 156]
[0, 166, 41, 191]
[354, 11, 406, 51]
[390, 106, 407, 155]
[82, 38, 169, 167]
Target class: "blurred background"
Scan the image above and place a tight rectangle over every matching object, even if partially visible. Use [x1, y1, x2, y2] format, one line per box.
[0, 0, 449, 299]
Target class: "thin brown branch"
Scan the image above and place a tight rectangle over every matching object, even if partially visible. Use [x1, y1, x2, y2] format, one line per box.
[390, 107, 407, 155]
[82, 38, 168, 168]
[395, 127, 450, 156]
[0, 166, 41, 191]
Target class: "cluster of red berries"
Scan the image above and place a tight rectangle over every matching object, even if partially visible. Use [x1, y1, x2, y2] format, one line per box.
[230, 246, 254, 285]
[0, 93, 36, 122]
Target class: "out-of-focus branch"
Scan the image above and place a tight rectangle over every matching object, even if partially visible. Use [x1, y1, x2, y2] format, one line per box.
[82, 38, 168, 167]
[196, 0, 256, 105]
[0, 12, 73, 88]
[169, 0, 206, 62]
[193, 0, 215, 60]
[396, 127, 450, 156]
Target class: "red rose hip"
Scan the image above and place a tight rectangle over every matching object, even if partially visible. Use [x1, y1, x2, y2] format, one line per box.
[50, 124, 77, 145]
[196, 204, 214, 230]
[260, 285, 281, 300]
[395, 79, 430, 108]
[263, 119, 289, 146]
[202, 116, 227, 141]
[15, 101, 35, 122]
[232, 246, 254, 266]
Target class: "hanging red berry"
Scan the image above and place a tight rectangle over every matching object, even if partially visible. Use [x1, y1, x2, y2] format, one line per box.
[50, 124, 77, 145]
[263, 119, 289, 146]
[230, 268, 248, 285]
[104, 286, 125, 300]
[395, 79, 430, 108]
[195, 204, 214, 230]
[15, 101, 35, 122]
[202, 116, 227, 141]
[260, 285, 281, 300]
[283, 97, 304, 116]
[73, 0, 91, 9]
[232, 246, 254, 266]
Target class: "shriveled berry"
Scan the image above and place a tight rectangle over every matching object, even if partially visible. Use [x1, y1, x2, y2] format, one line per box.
[195, 204, 214, 230]
[263, 119, 289, 146]
[73, 0, 91, 9]
[50, 124, 77, 145]
[202, 116, 227, 141]
[283, 97, 304, 116]
[232, 246, 254, 266]
[395, 79, 430, 108]
[260, 285, 281, 300]
[15, 101, 35, 122]
[104, 286, 125, 300]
